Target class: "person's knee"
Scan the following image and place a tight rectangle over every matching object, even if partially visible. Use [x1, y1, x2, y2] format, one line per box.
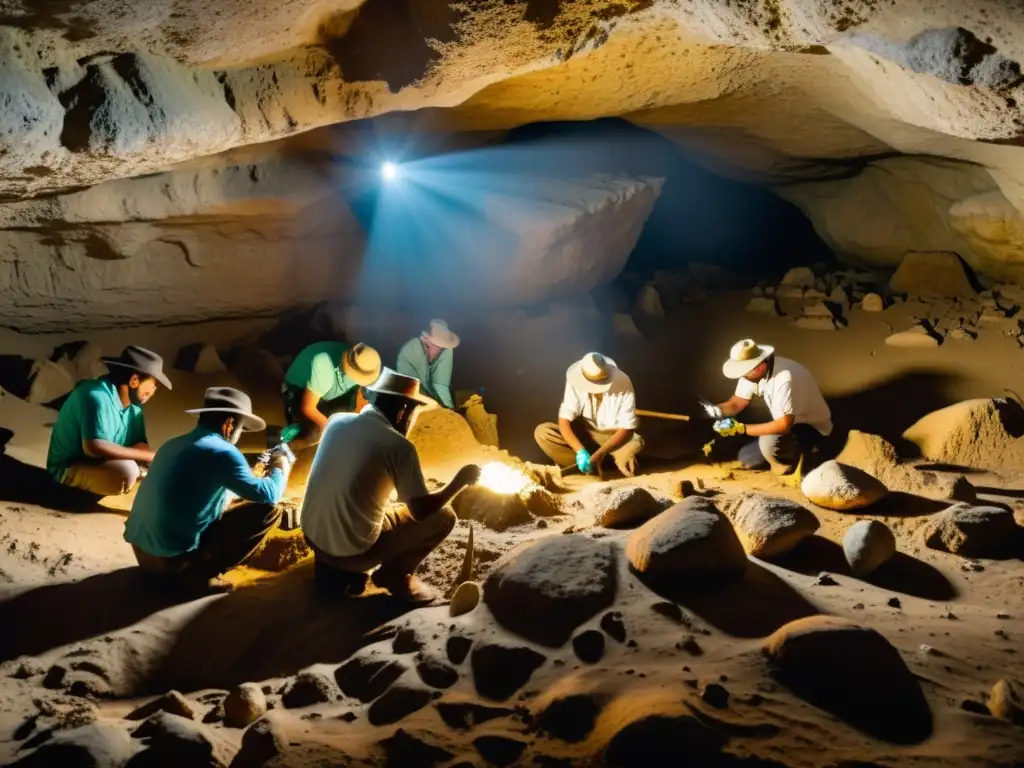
[534, 423, 557, 450]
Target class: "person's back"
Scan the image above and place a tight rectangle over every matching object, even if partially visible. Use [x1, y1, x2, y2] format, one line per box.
[301, 407, 422, 558]
[284, 341, 347, 398]
[771, 357, 832, 435]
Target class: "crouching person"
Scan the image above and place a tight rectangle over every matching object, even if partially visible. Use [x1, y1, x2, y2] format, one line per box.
[124, 387, 291, 591]
[300, 368, 481, 603]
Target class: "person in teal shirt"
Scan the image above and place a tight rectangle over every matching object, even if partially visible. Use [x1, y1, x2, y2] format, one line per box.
[125, 387, 292, 591]
[396, 319, 460, 409]
[281, 341, 382, 447]
[46, 345, 171, 498]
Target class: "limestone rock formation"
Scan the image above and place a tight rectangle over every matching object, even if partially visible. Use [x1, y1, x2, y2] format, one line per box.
[843, 520, 896, 576]
[764, 616, 932, 744]
[724, 493, 820, 559]
[800, 460, 887, 511]
[625, 496, 747, 578]
[483, 535, 618, 648]
[924, 503, 1020, 558]
[889, 252, 976, 298]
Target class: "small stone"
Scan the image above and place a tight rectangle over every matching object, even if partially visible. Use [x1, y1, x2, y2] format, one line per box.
[861, 293, 885, 311]
[572, 630, 605, 664]
[781, 267, 816, 287]
[471, 644, 547, 702]
[335, 657, 405, 703]
[127, 690, 198, 722]
[446, 636, 473, 666]
[814, 572, 838, 586]
[677, 636, 703, 655]
[852, 603, 865, 610]
[920, 644, 937, 655]
[960, 699, 990, 716]
[888, 597, 902, 609]
[842, 519, 896, 576]
[367, 685, 433, 726]
[600, 611, 627, 643]
[726, 493, 820, 559]
[989, 678, 1024, 725]
[416, 657, 459, 690]
[699, 681, 729, 709]
[885, 326, 941, 347]
[474, 734, 528, 767]
[392, 628, 423, 655]
[281, 670, 338, 708]
[650, 601, 684, 623]
[590, 485, 670, 528]
[378, 728, 454, 767]
[997, 612, 1010, 619]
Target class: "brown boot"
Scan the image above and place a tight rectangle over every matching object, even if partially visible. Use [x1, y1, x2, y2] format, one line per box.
[374, 573, 441, 604]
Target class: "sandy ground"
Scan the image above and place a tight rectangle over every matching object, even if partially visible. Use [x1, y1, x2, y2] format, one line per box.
[1, 291, 1023, 766]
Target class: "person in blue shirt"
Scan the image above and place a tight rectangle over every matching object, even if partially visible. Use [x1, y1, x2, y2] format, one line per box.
[125, 387, 291, 591]
[395, 319, 459, 409]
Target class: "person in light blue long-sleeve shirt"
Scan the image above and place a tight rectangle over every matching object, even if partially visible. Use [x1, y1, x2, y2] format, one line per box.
[125, 387, 291, 590]
[396, 319, 460, 409]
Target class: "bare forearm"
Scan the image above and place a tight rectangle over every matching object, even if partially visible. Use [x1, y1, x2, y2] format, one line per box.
[745, 417, 792, 438]
[596, 428, 632, 457]
[718, 397, 749, 418]
[84, 439, 153, 463]
[558, 418, 584, 453]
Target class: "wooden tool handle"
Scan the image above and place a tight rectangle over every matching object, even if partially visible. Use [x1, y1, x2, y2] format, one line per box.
[636, 408, 691, 422]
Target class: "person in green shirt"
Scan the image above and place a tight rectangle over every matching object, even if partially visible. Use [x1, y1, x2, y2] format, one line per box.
[281, 341, 382, 446]
[395, 319, 459, 409]
[46, 346, 171, 498]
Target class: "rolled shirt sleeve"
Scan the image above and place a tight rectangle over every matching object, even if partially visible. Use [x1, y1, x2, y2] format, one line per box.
[770, 371, 795, 418]
[432, 350, 455, 409]
[306, 352, 337, 398]
[615, 387, 639, 430]
[557, 382, 583, 422]
[221, 449, 286, 506]
[734, 378, 757, 400]
[80, 389, 119, 447]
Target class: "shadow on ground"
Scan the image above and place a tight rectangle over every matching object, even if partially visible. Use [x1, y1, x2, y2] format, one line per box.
[0, 455, 104, 513]
[775, 535, 957, 601]
[633, 561, 821, 638]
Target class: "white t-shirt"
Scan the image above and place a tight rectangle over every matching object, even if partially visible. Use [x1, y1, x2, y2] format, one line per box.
[734, 356, 833, 435]
[300, 405, 428, 557]
[558, 358, 638, 431]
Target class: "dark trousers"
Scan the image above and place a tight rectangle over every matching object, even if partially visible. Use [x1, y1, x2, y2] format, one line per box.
[132, 501, 282, 585]
[738, 424, 825, 473]
[281, 383, 356, 447]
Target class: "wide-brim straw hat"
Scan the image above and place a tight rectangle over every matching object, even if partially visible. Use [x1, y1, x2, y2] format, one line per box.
[421, 319, 460, 349]
[366, 367, 432, 405]
[102, 345, 172, 390]
[185, 386, 266, 432]
[567, 352, 617, 394]
[342, 342, 382, 386]
[722, 339, 774, 379]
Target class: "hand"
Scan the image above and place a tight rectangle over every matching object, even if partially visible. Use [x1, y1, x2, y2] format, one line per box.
[269, 450, 292, 472]
[455, 464, 482, 487]
[713, 417, 746, 437]
[699, 399, 723, 420]
[589, 448, 607, 473]
[575, 449, 592, 474]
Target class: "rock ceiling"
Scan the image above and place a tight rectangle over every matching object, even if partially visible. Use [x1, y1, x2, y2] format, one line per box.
[2, 0, 1024, 328]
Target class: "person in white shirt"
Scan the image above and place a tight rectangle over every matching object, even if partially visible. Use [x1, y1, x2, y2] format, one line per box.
[534, 352, 645, 477]
[703, 339, 832, 477]
[300, 368, 481, 603]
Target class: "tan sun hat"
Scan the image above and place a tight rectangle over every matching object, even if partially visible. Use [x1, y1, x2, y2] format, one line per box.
[185, 386, 266, 432]
[342, 342, 382, 386]
[421, 319, 460, 349]
[722, 339, 774, 379]
[567, 352, 617, 394]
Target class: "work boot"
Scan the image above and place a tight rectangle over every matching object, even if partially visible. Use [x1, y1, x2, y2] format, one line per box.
[375, 573, 441, 604]
[779, 454, 806, 490]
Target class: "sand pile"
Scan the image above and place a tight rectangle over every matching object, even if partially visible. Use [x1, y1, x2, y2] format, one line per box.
[902, 399, 1024, 474]
[408, 408, 536, 482]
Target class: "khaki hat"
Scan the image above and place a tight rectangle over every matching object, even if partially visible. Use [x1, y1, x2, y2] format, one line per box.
[185, 386, 266, 432]
[366, 367, 431, 405]
[102, 345, 172, 390]
[342, 342, 382, 386]
[421, 319, 460, 349]
[722, 339, 774, 379]
[567, 352, 617, 394]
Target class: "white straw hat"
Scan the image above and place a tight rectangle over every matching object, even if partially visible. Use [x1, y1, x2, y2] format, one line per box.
[342, 343, 382, 386]
[567, 352, 617, 394]
[421, 319, 460, 349]
[722, 339, 774, 379]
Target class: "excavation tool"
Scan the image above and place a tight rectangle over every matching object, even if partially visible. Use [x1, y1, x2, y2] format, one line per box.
[255, 423, 301, 529]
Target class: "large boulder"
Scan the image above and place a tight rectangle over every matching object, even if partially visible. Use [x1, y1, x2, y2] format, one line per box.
[625, 497, 747, 578]
[889, 251, 975, 298]
[801, 461, 887, 511]
[588, 485, 671, 528]
[725, 493, 820, 559]
[924, 503, 1019, 558]
[843, 520, 896, 576]
[483, 535, 617, 648]
[764, 616, 932, 744]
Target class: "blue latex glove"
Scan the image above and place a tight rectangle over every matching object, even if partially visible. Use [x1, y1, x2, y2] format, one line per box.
[575, 448, 592, 473]
[713, 417, 746, 437]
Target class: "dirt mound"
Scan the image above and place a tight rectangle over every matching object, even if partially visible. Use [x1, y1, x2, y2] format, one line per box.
[902, 399, 1024, 473]
[764, 616, 932, 744]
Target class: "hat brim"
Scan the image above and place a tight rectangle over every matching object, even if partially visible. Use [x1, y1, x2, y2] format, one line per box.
[567, 361, 615, 394]
[424, 331, 460, 350]
[184, 407, 267, 432]
[102, 359, 173, 390]
[342, 357, 382, 387]
[722, 345, 774, 379]
[365, 384, 432, 406]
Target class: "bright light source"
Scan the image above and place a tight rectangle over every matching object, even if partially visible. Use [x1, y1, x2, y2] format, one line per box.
[381, 161, 399, 181]
[478, 462, 533, 495]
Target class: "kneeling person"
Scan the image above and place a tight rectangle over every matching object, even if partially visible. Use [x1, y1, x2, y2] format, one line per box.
[125, 387, 291, 589]
[46, 345, 170, 498]
[300, 368, 481, 603]
[705, 339, 832, 476]
[535, 352, 644, 477]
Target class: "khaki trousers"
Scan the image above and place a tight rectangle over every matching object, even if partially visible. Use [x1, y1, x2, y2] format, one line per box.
[306, 506, 456, 580]
[61, 459, 140, 497]
[132, 501, 282, 585]
[534, 420, 645, 476]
